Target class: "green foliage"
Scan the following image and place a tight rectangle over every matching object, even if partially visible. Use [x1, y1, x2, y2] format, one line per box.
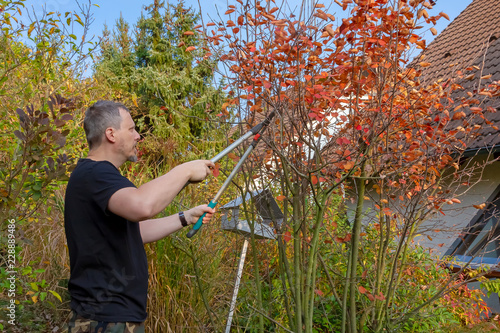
[20, 264, 62, 305]
[480, 278, 500, 298]
[402, 307, 459, 333]
[0, 256, 64, 331]
[230, 216, 489, 333]
[320, 221, 490, 331]
[311, 295, 342, 333]
[94, 0, 226, 168]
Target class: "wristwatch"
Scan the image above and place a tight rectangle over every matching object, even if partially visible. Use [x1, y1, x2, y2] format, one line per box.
[179, 211, 188, 227]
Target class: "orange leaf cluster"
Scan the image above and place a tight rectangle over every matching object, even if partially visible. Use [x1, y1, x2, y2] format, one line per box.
[198, 0, 498, 211]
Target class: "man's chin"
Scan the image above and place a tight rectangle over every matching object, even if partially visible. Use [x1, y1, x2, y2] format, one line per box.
[127, 155, 138, 162]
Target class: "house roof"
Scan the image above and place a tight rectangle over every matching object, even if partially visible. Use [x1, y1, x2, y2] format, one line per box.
[417, 0, 500, 151]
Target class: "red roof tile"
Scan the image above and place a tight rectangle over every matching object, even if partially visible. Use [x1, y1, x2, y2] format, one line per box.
[417, 0, 500, 151]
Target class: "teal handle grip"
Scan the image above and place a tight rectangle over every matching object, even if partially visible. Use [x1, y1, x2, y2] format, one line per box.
[186, 201, 217, 238]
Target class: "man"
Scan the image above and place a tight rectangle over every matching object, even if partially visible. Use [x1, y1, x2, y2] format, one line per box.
[64, 100, 215, 332]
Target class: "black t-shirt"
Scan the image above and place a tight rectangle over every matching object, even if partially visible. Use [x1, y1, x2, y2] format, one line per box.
[64, 158, 148, 322]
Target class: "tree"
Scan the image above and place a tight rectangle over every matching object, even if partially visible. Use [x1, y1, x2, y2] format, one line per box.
[0, 1, 101, 331]
[94, 0, 226, 169]
[202, 0, 499, 332]
[0, 0, 96, 227]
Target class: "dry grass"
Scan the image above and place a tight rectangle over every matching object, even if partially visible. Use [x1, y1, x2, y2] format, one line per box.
[16, 188, 72, 330]
[144, 224, 241, 332]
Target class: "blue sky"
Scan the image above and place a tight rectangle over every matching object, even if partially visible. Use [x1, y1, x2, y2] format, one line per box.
[22, 0, 472, 48]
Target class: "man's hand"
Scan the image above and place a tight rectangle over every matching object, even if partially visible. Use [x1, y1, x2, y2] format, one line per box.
[140, 205, 215, 243]
[178, 160, 215, 183]
[185, 204, 215, 225]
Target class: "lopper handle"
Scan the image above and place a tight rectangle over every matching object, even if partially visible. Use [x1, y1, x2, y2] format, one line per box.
[186, 200, 218, 238]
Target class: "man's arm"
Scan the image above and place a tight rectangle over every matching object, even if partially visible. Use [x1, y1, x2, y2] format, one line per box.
[139, 205, 215, 244]
[108, 160, 214, 222]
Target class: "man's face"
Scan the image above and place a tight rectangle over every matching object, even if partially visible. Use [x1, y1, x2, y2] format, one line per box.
[116, 108, 141, 162]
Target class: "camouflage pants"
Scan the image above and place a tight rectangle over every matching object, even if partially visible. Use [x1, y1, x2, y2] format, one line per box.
[66, 311, 145, 333]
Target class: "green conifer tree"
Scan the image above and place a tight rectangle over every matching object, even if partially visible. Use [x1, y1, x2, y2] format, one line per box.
[94, 0, 224, 166]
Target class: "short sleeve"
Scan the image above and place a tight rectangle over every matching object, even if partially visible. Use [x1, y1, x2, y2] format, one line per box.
[90, 161, 136, 214]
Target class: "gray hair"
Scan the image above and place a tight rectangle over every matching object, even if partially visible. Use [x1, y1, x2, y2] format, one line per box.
[84, 100, 130, 150]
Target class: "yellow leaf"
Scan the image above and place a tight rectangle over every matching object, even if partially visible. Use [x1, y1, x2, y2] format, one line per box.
[49, 290, 62, 302]
[430, 27, 437, 36]
[440, 12, 450, 20]
[324, 24, 335, 37]
[32, 295, 38, 303]
[28, 23, 35, 36]
[481, 74, 492, 80]
[417, 8, 424, 19]
[314, 10, 329, 21]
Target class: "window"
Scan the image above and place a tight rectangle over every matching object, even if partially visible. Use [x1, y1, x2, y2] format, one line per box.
[446, 185, 500, 266]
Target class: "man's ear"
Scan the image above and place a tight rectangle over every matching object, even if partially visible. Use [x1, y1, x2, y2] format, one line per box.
[104, 127, 117, 143]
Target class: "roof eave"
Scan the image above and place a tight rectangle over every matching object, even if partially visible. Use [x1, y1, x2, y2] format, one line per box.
[460, 144, 500, 158]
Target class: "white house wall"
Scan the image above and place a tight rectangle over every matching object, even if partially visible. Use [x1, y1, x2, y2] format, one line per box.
[345, 155, 500, 257]
[417, 157, 500, 257]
